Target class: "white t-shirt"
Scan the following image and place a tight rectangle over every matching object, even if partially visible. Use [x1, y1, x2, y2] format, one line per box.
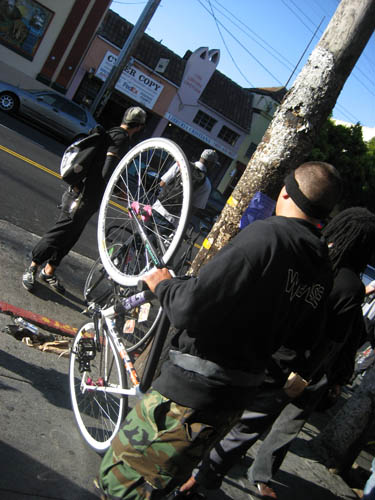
[161, 161, 212, 210]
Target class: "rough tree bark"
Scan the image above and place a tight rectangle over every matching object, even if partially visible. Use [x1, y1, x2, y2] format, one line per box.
[190, 0, 375, 275]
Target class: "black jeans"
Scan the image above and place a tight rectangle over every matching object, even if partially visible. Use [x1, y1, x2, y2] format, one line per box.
[194, 380, 327, 489]
[193, 388, 291, 489]
[248, 380, 328, 484]
[32, 188, 99, 268]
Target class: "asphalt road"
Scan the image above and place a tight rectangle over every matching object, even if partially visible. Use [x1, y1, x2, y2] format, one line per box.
[0, 111, 99, 261]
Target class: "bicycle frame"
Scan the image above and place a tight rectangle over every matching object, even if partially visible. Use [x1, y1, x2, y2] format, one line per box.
[80, 301, 146, 399]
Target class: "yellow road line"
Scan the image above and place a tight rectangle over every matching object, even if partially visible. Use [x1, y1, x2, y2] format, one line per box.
[0, 144, 61, 178]
[0, 143, 204, 252]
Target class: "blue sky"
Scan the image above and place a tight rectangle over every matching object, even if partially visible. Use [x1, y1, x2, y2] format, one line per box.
[110, 0, 375, 131]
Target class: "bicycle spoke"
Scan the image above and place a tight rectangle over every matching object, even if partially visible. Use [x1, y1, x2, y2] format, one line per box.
[69, 323, 127, 453]
[98, 138, 192, 286]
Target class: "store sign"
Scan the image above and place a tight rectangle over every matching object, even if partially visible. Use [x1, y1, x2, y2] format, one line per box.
[96, 51, 164, 109]
[165, 112, 236, 159]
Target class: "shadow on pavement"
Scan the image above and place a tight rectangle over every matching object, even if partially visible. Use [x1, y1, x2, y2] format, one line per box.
[0, 441, 97, 500]
[269, 469, 342, 500]
[0, 347, 71, 411]
[29, 281, 87, 314]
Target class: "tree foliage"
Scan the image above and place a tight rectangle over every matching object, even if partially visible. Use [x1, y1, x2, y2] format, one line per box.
[310, 119, 375, 211]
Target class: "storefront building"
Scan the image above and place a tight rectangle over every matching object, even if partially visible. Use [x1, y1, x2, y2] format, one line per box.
[72, 10, 254, 189]
[0, 0, 110, 92]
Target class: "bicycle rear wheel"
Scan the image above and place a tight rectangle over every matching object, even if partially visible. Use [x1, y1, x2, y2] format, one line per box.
[69, 321, 127, 453]
[98, 138, 192, 286]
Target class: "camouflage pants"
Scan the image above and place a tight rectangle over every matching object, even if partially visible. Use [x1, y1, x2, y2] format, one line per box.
[98, 389, 241, 499]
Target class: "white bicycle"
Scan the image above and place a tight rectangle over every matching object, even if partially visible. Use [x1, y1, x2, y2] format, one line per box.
[69, 138, 192, 452]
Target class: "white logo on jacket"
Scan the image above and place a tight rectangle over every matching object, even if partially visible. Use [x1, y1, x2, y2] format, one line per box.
[285, 269, 325, 309]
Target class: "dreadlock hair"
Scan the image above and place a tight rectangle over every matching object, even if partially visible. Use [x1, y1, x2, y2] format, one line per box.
[322, 207, 375, 275]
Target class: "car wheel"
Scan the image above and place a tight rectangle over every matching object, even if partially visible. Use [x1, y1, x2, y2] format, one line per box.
[0, 92, 19, 113]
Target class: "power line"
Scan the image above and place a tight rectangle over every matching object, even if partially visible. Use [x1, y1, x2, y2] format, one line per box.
[111, 2, 147, 4]
[281, 0, 317, 35]
[282, 0, 375, 96]
[211, 0, 295, 70]
[285, 16, 325, 87]
[283, 0, 375, 98]
[334, 102, 361, 124]
[207, 0, 255, 86]
[289, 0, 320, 30]
[197, 0, 283, 85]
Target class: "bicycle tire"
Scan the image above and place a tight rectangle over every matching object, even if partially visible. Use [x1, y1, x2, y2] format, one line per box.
[84, 224, 131, 306]
[69, 321, 127, 453]
[84, 257, 163, 354]
[97, 138, 192, 286]
[83, 257, 113, 306]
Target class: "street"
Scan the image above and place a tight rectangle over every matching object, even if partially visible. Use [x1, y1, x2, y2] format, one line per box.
[0, 112, 99, 261]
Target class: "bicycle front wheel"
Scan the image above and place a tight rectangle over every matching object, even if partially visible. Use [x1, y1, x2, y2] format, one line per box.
[98, 138, 192, 286]
[69, 322, 127, 453]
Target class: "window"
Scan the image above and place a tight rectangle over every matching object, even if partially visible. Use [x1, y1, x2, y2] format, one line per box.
[193, 110, 217, 132]
[245, 142, 257, 159]
[60, 100, 87, 122]
[218, 126, 239, 146]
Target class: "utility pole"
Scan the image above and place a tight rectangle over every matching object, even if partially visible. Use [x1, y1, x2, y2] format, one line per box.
[90, 0, 161, 118]
[190, 0, 375, 274]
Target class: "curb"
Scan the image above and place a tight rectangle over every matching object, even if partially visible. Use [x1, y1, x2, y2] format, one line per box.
[0, 301, 77, 337]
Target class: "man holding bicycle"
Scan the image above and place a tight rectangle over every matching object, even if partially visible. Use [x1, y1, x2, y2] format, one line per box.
[98, 161, 342, 499]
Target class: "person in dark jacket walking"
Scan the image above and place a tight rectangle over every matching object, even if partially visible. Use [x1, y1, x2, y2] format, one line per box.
[22, 106, 146, 294]
[97, 161, 342, 500]
[188, 207, 375, 500]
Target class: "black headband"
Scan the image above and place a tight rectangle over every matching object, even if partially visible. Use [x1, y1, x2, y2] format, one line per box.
[284, 171, 329, 220]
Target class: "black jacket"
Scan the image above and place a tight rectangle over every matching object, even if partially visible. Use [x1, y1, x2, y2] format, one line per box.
[153, 216, 333, 410]
[323, 267, 366, 386]
[83, 127, 130, 203]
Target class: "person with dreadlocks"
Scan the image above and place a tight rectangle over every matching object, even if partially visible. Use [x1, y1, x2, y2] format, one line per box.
[181, 207, 375, 500]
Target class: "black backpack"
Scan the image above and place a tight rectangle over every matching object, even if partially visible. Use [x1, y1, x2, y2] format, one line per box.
[60, 125, 110, 186]
[158, 162, 206, 215]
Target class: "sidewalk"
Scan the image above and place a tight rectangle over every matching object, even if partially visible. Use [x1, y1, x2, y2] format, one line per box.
[0, 219, 366, 499]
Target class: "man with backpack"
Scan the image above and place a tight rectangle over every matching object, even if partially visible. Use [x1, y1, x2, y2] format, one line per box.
[22, 106, 147, 294]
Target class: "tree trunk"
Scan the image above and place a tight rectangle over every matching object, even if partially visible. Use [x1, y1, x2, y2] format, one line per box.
[311, 365, 375, 472]
[190, 0, 375, 274]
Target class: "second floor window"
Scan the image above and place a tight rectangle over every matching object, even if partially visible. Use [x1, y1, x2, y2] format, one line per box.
[193, 110, 217, 131]
[218, 126, 239, 146]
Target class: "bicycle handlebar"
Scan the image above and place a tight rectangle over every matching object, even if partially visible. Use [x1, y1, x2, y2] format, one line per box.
[114, 290, 155, 315]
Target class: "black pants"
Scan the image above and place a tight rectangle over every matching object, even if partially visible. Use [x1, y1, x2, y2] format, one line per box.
[194, 380, 327, 489]
[249, 380, 328, 485]
[32, 188, 99, 268]
[193, 388, 291, 489]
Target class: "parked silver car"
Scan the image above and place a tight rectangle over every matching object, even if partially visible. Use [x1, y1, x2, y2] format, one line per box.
[0, 81, 98, 143]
